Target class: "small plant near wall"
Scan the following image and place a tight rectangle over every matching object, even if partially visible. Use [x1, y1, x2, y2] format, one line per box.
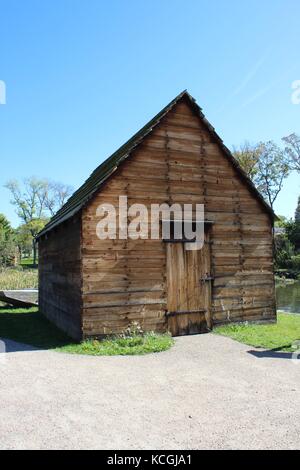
[74, 321, 174, 356]
[0, 307, 175, 356]
[60, 325, 174, 356]
[121, 321, 144, 338]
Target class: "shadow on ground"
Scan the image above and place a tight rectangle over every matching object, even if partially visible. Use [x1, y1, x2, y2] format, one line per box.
[0, 306, 74, 352]
[1, 338, 39, 353]
[248, 347, 296, 360]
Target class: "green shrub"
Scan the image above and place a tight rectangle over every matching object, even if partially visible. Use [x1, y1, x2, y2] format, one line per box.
[290, 254, 300, 271]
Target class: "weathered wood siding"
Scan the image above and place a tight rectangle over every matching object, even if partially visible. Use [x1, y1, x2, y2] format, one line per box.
[81, 98, 275, 337]
[38, 216, 82, 340]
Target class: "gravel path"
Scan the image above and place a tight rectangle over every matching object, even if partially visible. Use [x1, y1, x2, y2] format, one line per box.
[0, 334, 299, 450]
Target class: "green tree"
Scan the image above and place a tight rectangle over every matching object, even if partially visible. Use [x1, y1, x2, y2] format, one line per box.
[274, 231, 294, 267]
[233, 141, 290, 209]
[253, 141, 290, 209]
[285, 219, 300, 253]
[5, 177, 73, 266]
[5, 177, 48, 265]
[274, 215, 288, 228]
[273, 200, 300, 275]
[0, 214, 17, 266]
[15, 224, 35, 259]
[295, 196, 300, 223]
[44, 181, 73, 216]
[282, 133, 300, 173]
[232, 141, 260, 180]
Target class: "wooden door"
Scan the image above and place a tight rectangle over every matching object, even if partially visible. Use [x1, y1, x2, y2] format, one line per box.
[166, 232, 212, 336]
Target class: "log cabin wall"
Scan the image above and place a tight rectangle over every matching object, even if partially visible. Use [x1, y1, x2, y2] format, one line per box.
[38, 216, 82, 340]
[81, 98, 276, 337]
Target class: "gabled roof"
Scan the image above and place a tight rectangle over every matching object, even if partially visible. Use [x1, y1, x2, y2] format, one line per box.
[37, 90, 276, 239]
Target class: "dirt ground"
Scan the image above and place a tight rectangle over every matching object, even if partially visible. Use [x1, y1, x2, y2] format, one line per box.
[0, 333, 299, 450]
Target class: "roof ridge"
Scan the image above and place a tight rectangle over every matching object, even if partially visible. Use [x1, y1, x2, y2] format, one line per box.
[37, 91, 275, 239]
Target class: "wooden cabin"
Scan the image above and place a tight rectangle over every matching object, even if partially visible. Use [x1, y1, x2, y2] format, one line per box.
[37, 91, 276, 340]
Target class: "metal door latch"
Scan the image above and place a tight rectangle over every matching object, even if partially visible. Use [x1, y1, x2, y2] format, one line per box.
[200, 274, 214, 284]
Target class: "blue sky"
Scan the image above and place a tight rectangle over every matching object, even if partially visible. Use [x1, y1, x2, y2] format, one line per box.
[0, 0, 299, 227]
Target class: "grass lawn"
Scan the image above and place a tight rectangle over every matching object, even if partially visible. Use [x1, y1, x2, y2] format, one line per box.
[0, 306, 174, 355]
[214, 312, 300, 352]
[20, 257, 37, 269]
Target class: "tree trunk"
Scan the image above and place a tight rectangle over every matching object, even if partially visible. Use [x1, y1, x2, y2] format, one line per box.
[32, 239, 37, 267]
